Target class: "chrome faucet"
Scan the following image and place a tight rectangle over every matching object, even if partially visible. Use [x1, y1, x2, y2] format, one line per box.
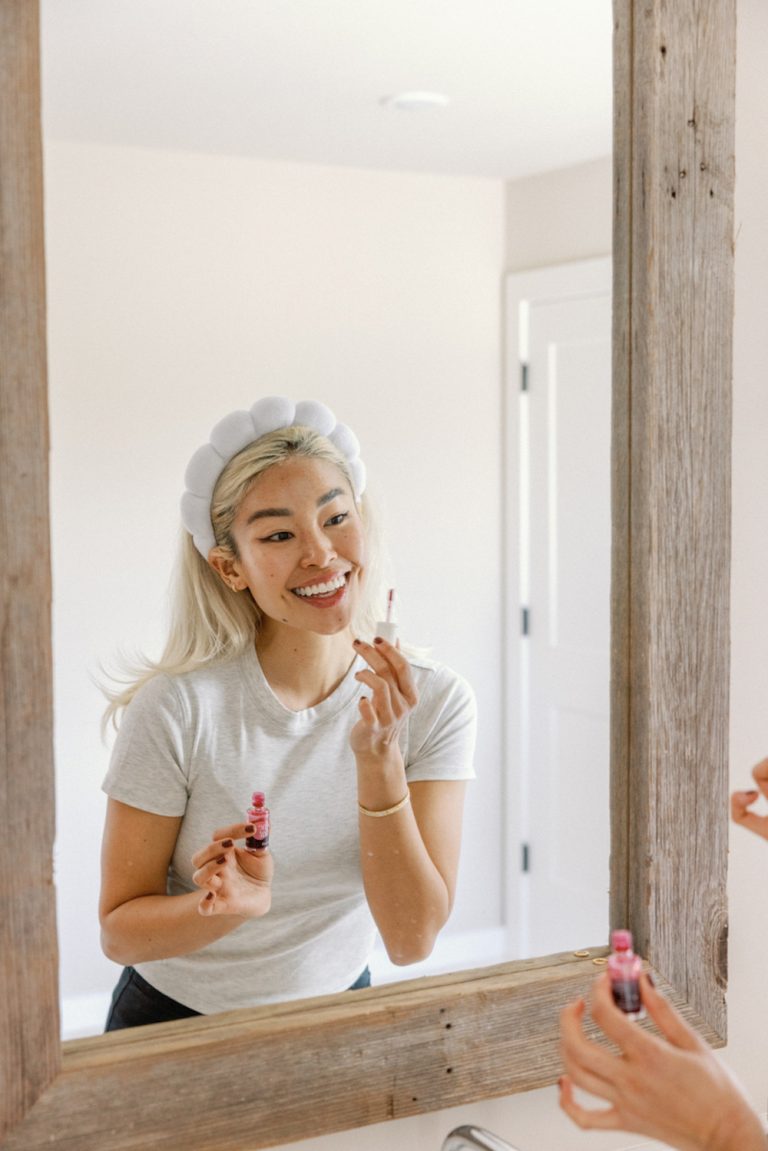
[441, 1124, 523, 1151]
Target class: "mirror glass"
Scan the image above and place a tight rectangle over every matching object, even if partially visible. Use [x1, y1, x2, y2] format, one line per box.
[41, 0, 612, 1038]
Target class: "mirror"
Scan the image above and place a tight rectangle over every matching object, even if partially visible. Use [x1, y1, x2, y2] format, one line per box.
[40, 0, 614, 1037]
[0, 1, 734, 1147]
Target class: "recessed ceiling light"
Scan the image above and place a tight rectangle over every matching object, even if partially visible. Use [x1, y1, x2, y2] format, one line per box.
[379, 91, 451, 112]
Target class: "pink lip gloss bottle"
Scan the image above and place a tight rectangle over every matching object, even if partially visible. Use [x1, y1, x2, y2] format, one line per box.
[245, 791, 270, 850]
[607, 928, 645, 1019]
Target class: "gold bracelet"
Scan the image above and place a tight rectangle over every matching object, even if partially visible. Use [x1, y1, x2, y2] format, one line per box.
[358, 789, 411, 818]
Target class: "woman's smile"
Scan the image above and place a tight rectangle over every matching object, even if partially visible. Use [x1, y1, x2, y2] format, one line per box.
[291, 570, 350, 606]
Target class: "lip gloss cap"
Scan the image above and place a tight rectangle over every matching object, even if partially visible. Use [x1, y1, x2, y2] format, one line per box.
[251, 791, 266, 808]
[611, 929, 633, 951]
[373, 620, 398, 643]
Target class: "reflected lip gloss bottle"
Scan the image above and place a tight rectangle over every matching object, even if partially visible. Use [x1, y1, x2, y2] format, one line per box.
[245, 791, 270, 850]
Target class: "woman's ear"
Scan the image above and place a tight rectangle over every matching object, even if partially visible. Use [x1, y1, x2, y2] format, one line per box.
[208, 547, 247, 592]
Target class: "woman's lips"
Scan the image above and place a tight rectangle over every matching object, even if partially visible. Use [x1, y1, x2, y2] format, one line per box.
[291, 572, 349, 608]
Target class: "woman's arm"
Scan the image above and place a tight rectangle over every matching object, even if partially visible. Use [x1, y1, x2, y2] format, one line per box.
[358, 776, 466, 964]
[351, 637, 468, 965]
[99, 799, 271, 965]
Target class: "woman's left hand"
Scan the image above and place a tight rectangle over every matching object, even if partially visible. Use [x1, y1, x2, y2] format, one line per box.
[349, 637, 418, 758]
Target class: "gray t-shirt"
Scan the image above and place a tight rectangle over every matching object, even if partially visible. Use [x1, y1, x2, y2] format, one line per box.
[102, 647, 476, 1013]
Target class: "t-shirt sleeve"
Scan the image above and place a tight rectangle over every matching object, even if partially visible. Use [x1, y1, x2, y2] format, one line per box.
[404, 665, 477, 782]
[101, 674, 190, 816]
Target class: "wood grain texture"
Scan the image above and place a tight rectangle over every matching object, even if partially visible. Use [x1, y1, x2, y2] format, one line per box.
[0, 1, 736, 1147]
[0, 1, 60, 1143]
[610, 0, 735, 1038]
[1, 953, 720, 1151]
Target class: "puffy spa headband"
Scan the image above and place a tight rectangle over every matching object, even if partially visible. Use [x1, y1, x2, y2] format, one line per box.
[180, 396, 367, 558]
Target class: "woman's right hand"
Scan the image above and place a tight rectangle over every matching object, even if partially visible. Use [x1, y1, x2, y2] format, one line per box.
[559, 973, 765, 1151]
[191, 822, 274, 918]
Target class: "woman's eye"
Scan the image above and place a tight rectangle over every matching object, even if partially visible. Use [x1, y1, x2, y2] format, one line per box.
[326, 512, 349, 527]
[262, 530, 293, 543]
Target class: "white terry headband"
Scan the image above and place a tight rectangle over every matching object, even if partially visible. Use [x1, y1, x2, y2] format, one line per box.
[180, 396, 366, 558]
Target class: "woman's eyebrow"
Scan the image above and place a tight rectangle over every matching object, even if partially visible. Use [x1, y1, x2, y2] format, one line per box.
[245, 506, 291, 525]
[317, 487, 344, 507]
[245, 489, 344, 526]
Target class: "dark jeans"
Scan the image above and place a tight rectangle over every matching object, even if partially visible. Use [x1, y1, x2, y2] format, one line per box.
[105, 964, 372, 1031]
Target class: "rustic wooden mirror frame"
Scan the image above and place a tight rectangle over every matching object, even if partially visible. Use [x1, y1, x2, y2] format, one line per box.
[0, 2, 735, 1147]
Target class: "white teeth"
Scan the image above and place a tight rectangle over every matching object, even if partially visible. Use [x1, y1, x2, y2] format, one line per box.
[294, 574, 346, 598]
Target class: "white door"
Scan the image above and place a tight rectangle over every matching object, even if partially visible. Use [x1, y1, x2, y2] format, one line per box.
[505, 258, 611, 957]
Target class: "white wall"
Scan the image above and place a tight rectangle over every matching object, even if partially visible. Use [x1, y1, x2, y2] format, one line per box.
[44, 143, 505, 1014]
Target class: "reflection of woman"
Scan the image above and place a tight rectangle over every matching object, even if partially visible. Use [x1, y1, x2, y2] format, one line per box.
[99, 397, 476, 1030]
[557, 757, 768, 1151]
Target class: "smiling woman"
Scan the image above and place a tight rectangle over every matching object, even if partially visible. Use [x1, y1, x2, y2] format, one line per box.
[97, 398, 476, 1026]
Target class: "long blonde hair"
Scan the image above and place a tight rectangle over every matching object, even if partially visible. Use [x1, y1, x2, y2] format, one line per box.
[102, 426, 388, 729]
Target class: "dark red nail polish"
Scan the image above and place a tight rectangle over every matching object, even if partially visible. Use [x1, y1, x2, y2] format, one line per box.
[205, 892, 214, 901]
[216, 856, 226, 865]
[244, 824, 254, 834]
[221, 839, 233, 848]
[373, 636, 383, 645]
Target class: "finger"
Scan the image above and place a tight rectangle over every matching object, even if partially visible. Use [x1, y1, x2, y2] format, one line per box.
[637, 973, 703, 1051]
[559, 996, 624, 1092]
[191, 855, 229, 888]
[210, 823, 253, 843]
[354, 669, 397, 724]
[731, 789, 759, 819]
[198, 890, 217, 916]
[558, 1076, 623, 1132]
[190, 837, 235, 870]
[731, 806, 768, 840]
[751, 757, 768, 795]
[354, 637, 418, 707]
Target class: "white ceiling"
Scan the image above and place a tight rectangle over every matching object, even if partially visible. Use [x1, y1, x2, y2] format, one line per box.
[40, 0, 612, 181]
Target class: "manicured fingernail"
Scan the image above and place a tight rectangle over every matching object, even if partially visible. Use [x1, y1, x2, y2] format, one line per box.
[205, 892, 214, 901]
[646, 972, 656, 987]
[353, 639, 362, 646]
[373, 636, 384, 645]
[216, 856, 226, 865]
[244, 824, 254, 834]
[222, 839, 233, 848]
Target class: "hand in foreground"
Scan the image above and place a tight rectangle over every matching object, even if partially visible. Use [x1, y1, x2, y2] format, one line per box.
[191, 822, 273, 918]
[731, 756, 768, 841]
[559, 972, 765, 1151]
[349, 636, 418, 757]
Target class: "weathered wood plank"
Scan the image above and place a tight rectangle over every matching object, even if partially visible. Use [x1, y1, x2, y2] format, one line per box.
[0, 1, 60, 1143]
[2, 952, 721, 1151]
[610, 0, 734, 1037]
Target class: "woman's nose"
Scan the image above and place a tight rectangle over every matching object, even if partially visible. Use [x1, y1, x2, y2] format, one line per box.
[299, 529, 337, 567]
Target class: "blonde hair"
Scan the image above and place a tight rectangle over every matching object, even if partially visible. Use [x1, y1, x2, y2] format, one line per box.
[102, 426, 388, 730]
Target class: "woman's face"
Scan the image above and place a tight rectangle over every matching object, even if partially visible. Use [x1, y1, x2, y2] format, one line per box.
[222, 456, 367, 637]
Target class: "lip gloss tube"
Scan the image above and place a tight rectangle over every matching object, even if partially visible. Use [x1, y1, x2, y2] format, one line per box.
[245, 791, 270, 850]
[607, 928, 645, 1019]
